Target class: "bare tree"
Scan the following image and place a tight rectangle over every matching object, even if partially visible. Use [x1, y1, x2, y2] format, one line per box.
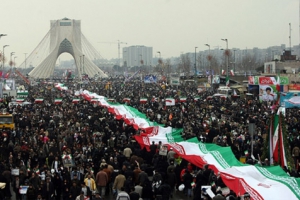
[164, 58, 172, 76]
[177, 53, 192, 75]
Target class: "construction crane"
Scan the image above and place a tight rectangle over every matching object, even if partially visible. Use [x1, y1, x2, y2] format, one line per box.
[15, 69, 30, 85]
[98, 40, 127, 67]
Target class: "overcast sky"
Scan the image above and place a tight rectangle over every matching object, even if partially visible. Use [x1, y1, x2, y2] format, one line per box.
[1, 0, 299, 65]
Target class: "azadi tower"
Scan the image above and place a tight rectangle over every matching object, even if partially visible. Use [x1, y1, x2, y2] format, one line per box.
[22, 18, 107, 78]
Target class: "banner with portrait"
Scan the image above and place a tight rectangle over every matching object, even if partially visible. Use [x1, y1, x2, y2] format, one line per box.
[259, 85, 277, 101]
[144, 75, 157, 83]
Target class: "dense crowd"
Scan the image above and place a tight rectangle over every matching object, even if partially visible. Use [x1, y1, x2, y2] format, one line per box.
[0, 76, 299, 200]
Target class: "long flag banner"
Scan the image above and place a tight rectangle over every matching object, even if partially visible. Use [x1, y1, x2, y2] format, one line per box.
[59, 84, 300, 199]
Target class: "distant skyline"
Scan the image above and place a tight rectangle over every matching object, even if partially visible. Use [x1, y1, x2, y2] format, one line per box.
[1, 0, 300, 66]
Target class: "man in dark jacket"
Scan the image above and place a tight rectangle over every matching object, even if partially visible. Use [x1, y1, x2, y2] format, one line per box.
[26, 183, 37, 199]
[42, 177, 54, 200]
[69, 181, 81, 200]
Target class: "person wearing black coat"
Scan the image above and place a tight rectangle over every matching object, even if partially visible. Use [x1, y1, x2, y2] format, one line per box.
[69, 181, 81, 200]
[183, 169, 193, 197]
[42, 177, 54, 200]
[62, 179, 70, 200]
[26, 184, 37, 200]
[53, 173, 62, 200]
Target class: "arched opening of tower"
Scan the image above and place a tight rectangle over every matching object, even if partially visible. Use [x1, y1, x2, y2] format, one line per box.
[54, 53, 77, 79]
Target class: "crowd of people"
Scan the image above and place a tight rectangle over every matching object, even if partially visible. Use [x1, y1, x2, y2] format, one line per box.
[0, 75, 299, 200]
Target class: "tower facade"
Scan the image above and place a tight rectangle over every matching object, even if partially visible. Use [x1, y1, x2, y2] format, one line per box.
[29, 18, 107, 78]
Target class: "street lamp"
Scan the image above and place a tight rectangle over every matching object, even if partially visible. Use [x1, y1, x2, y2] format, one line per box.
[2, 45, 9, 70]
[157, 51, 161, 59]
[14, 56, 17, 66]
[194, 47, 198, 76]
[221, 38, 229, 86]
[233, 49, 237, 73]
[10, 52, 15, 67]
[205, 44, 211, 84]
[0, 34, 7, 40]
[24, 53, 27, 70]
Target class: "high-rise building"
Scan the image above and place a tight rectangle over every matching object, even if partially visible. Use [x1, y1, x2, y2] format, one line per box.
[123, 46, 153, 67]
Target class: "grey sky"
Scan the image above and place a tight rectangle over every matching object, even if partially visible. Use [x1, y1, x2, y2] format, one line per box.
[1, 0, 299, 65]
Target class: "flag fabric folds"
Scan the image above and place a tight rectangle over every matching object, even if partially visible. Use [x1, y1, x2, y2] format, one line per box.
[58, 84, 300, 200]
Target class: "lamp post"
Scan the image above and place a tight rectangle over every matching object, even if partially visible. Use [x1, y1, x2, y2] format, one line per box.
[82, 54, 85, 74]
[13, 56, 17, 74]
[10, 52, 15, 68]
[2, 45, 9, 70]
[24, 53, 27, 71]
[194, 47, 198, 76]
[0, 34, 7, 40]
[233, 49, 237, 74]
[221, 38, 229, 86]
[205, 44, 211, 83]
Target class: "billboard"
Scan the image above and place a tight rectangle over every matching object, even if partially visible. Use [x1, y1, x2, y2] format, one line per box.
[144, 75, 157, 83]
[170, 77, 180, 85]
[288, 84, 300, 91]
[248, 76, 289, 85]
[212, 75, 220, 84]
[259, 85, 277, 101]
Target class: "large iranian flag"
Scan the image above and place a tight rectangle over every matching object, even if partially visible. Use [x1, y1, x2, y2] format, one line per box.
[273, 115, 279, 163]
[134, 127, 183, 151]
[62, 86, 300, 199]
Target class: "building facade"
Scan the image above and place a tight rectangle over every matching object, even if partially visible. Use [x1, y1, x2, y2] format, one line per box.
[123, 46, 153, 67]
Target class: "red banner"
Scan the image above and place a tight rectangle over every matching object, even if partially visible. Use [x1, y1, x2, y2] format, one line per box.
[288, 84, 300, 90]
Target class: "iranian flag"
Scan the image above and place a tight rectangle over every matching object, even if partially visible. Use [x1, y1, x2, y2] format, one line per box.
[54, 98, 63, 104]
[194, 96, 200, 102]
[71, 88, 300, 199]
[34, 98, 44, 103]
[221, 69, 226, 75]
[55, 83, 68, 91]
[230, 69, 235, 76]
[123, 98, 130, 103]
[72, 98, 80, 104]
[165, 98, 175, 106]
[91, 98, 99, 103]
[107, 98, 115, 102]
[16, 98, 24, 103]
[226, 76, 230, 87]
[279, 114, 287, 168]
[269, 117, 274, 165]
[273, 115, 279, 163]
[140, 98, 147, 104]
[180, 97, 187, 102]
